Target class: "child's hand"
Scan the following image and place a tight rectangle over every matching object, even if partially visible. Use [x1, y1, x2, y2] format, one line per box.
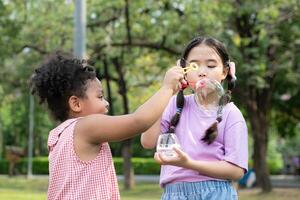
[154, 146, 190, 168]
[162, 66, 186, 94]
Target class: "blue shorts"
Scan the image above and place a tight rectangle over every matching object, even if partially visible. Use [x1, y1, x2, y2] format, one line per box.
[162, 180, 238, 200]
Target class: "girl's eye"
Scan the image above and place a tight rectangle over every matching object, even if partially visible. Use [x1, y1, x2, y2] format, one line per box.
[208, 65, 216, 68]
[98, 96, 104, 99]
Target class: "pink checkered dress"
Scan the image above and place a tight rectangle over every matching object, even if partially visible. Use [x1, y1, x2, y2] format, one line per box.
[47, 118, 120, 200]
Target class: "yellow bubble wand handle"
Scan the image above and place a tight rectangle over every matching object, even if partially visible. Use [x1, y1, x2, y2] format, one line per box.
[182, 62, 199, 74]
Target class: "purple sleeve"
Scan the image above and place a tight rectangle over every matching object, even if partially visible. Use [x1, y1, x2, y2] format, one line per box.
[160, 96, 177, 133]
[223, 108, 249, 172]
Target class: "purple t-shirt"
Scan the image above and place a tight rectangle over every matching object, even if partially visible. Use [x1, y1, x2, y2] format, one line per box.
[160, 94, 248, 187]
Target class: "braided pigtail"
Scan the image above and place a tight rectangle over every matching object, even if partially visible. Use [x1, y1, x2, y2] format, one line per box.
[202, 61, 236, 144]
[167, 58, 187, 133]
[168, 90, 185, 133]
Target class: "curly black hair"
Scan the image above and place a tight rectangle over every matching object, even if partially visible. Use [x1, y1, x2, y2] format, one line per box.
[30, 52, 96, 122]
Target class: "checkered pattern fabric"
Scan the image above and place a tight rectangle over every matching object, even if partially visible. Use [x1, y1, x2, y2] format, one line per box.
[47, 118, 120, 200]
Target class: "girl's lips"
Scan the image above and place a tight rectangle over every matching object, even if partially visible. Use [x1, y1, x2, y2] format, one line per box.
[196, 79, 208, 89]
[199, 81, 206, 88]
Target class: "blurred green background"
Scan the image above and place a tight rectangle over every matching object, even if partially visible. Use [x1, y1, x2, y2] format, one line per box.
[0, 0, 299, 196]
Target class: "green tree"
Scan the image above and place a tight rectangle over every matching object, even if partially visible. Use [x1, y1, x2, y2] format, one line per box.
[226, 0, 300, 191]
[0, 0, 299, 193]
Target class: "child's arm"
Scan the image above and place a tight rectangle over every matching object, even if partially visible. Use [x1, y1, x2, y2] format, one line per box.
[75, 66, 184, 143]
[184, 159, 244, 181]
[155, 147, 245, 181]
[140, 118, 161, 149]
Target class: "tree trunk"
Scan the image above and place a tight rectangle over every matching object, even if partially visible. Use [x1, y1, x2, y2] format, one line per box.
[233, 5, 274, 191]
[0, 117, 3, 160]
[102, 57, 114, 115]
[248, 101, 272, 192]
[112, 57, 135, 190]
[122, 1, 135, 189]
[122, 139, 134, 189]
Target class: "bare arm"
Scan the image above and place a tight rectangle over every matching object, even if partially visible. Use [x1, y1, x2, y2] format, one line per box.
[76, 67, 184, 143]
[155, 147, 245, 181]
[77, 87, 173, 143]
[184, 160, 245, 181]
[140, 118, 161, 149]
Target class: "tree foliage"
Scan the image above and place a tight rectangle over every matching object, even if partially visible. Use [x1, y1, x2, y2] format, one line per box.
[0, 0, 299, 191]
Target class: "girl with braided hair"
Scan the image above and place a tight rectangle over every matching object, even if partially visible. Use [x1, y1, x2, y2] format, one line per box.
[141, 37, 248, 200]
[30, 52, 184, 200]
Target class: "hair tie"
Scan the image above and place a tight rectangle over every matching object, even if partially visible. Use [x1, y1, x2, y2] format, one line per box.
[176, 59, 181, 67]
[228, 61, 237, 81]
[176, 108, 182, 113]
[177, 58, 188, 68]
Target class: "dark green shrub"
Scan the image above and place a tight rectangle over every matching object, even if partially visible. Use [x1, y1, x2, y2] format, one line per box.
[0, 157, 283, 175]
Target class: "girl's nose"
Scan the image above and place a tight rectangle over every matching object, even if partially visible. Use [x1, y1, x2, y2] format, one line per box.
[198, 73, 206, 77]
[105, 100, 110, 109]
[198, 66, 207, 77]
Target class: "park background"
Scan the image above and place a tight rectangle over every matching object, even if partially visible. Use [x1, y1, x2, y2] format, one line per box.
[0, 0, 299, 199]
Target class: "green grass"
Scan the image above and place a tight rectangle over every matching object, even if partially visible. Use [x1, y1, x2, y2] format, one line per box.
[0, 176, 299, 200]
[0, 189, 45, 200]
[237, 188, 300, 200]
[0, 176, 47, 199]
[120, 182, 163, 200]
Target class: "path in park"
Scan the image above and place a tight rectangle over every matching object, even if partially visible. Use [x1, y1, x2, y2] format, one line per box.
[1, 174, 299, 188]
[118, 175, 300, 188]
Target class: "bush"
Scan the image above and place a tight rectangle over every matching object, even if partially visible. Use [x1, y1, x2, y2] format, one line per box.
[0, 157, 49, 174]
[104, 157, 160, 175]
[248, 158, 283, 175]
[0, 156, 282, 175]
[0, 157, 160, 175]
[0, 159, 8, 174]
[268, 158, 283, 175]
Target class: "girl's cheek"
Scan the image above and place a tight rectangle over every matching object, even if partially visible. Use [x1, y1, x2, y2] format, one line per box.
[186, 73, 197, 82]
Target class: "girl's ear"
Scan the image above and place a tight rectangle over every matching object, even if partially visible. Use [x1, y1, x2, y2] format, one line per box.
[68, 95, 82, 113]
[222, 66, 229, 80]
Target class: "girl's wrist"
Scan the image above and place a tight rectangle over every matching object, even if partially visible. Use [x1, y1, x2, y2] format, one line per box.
[161, 85, 175, 95]
[181, 157, 193, 169]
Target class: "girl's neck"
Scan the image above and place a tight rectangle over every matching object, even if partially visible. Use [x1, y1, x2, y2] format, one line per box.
[68, 112, 87, 119]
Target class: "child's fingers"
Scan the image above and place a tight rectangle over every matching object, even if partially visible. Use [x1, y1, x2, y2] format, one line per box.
[172, 66, 187, 89]
[180, 78, 187, 84]
[170, 66, 185, 81]
[173, 146, 185, 157]
[154, 152, 163, 164]
[175, 67, 185, 76]
[162, 152, 184, 163]
[155, 152, 174, 164]
[170, 65, 187, 89]
[168, 67, 185, 92]
[180, 79, 188, 89]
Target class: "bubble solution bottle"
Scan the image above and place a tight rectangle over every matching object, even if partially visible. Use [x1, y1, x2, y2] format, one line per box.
[156, 133, 180, 157]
